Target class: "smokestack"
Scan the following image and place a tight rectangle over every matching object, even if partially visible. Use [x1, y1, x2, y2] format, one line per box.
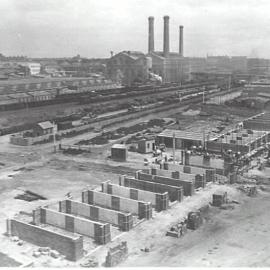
[163, 15, 170, 58]
[179, 25, 184, 56]
[148, 16, 155, 53]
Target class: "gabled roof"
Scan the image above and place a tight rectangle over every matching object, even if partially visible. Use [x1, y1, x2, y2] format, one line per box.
[37, 121, 54, 130]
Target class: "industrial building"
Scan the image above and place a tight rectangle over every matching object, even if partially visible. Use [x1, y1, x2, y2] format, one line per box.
[147, 16, 185, 83]
[107, 15, 186, 85]
[17, 62, 41, 75]
[106, 51, 151, 86]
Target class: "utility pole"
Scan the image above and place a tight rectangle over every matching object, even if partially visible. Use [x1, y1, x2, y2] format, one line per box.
[228, 75, 231, 91]
[173, 132, 176, 164]
[53, 121, 56, 153]
[202, 88, 205, 104]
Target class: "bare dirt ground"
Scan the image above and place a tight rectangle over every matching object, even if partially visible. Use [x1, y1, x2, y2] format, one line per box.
[120, 188, 270, 267]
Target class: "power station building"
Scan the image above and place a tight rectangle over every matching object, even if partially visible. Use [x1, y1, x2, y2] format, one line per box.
[107, 16, 185, 85]
[147, 16, 185, 83]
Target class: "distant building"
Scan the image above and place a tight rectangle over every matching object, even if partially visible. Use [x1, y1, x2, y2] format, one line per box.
[247, 58, 270, 75]
[18, 62, 41, 75]
[33, 121, 55, 137]
[230, 56, 247, 73]
[107, 51, 151, 86]
[206, 56, 231, 72]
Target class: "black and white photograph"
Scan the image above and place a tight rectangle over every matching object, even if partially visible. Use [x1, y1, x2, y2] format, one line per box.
[0, 0, 270, 267]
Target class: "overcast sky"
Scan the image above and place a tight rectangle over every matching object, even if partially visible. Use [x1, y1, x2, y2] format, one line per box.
[1, 0, 270, 58]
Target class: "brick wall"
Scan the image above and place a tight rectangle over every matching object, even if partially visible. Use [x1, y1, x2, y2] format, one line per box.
[8, 219, 83, 261]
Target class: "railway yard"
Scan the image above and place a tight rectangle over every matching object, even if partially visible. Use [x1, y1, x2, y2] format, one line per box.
[1, 80, 270, 267]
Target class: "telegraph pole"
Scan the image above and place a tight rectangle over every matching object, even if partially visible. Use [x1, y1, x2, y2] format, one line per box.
[173, 132, 176, 164]
[53, 121, 56, 153]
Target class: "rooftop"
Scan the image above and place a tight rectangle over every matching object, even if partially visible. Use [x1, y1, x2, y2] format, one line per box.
[158, 129, 217, 142]
[112, 144, 127, 149]
[121, 51, 145, 60]
[37, 121, 54, 130]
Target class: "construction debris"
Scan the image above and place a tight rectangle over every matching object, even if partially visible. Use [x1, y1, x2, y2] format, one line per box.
[166, 220, 187, 238]
[141, 247, 150, 252]
[17, 240, 24, 246]
[105, 241, 128, 267]
[32, 251, 41, 258]
[237, 185, 257, 196]
[80, 257, 99, 268]
[10, 236, 19, 242]
[50, 250, 60, 259]
[15, 190, 47, 202]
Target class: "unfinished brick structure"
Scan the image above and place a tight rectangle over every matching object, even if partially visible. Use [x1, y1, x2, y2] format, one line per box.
[33, 207, 111, 244]
[59, 199, 133, 231]
[162, 162, 216, 182]
[6, 218, 83, 261]
[82, 189, 153, 219]
[120, 175, 183, 202]
[136, 170, 195, 196]
[102, 180, 169, 212]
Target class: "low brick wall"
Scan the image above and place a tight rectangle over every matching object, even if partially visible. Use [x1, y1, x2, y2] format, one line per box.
[120, 176, 183, 202]
[82, 190, 152, 220]
[7, 219, 83, 261]
[101, 181, 169, 212]
[34, 207, 111, 244]
[59, 199, 133, 232]
[136, 171, 194, 196]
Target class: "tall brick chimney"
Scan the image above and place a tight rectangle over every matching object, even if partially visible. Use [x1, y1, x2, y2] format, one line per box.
[148, 16, 155, 54]
[163, 15, 170, 58]
[179, 25, 184, 56]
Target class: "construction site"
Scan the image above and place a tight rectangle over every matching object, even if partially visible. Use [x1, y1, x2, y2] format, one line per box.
[2, 5, 270, 267]
[1, 81, 270, 267]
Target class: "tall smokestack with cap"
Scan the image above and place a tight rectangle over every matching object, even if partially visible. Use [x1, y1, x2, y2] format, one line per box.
[148, 16, 155, 53]
[179, 25, 184, 56]
[163, 15, 170, 58]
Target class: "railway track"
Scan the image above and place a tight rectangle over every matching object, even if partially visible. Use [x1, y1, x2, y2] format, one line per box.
[0, 80, 226, 111]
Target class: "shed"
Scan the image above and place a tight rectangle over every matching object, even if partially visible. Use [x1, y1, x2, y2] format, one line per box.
[33, 121, 55, 137]
[138, 138, 155, 154]
[111, 144, 128, 161]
